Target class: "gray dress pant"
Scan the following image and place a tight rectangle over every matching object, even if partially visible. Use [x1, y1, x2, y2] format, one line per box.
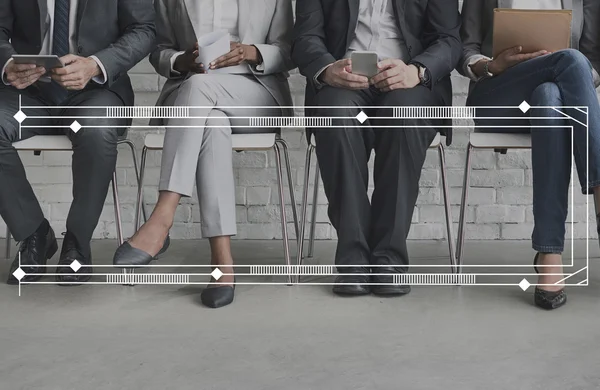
[310, 85, 440, 272]
[0, 85, 126, 257]
[159, 74, 280, 238]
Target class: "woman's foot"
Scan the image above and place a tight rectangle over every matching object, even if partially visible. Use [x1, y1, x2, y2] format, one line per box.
[533, 253, 567, 310]
[127, 218, 171, 258]
[200, 237, 235, 308]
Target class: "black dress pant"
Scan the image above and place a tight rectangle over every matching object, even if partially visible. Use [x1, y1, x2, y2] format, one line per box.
[0, 85, 127, 257]
[311, 85, 440, 272]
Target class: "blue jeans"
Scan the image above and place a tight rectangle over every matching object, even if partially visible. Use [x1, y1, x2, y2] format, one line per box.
[467, 49, 600, 253]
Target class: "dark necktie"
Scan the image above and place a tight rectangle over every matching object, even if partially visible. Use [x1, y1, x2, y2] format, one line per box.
[48, 0, 70, 104]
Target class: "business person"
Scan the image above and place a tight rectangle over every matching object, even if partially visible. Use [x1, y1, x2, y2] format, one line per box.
[292, 0, 462, 296]
[113, 0, 294, 308]
[0, 0, 155, 285]
[459, 0, 600, 310]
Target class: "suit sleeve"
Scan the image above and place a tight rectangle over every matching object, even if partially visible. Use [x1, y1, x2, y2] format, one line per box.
[580, 0, 600, 88]
[456, 0, 489, 80]
[410, 0, 462, 87]
[0, 0, 17, 74]
[291, 0, 336, 86]
[252, 0, 295, 75]
[92, 0, 156, 87]
[149, 0, 184, 79]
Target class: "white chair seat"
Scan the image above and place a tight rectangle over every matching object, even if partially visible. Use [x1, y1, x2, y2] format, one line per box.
[470, 133, 532, 149]
[310, 133, 443, 148]
[144, 133, 277, 151]
[12, 135, 73, 151]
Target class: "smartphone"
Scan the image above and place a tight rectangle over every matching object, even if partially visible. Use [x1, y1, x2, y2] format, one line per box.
[12, 55, 64, 70]
[350, 51, 378, 78]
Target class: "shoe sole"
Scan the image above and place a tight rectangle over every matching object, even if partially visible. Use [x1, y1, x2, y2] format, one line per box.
[332, 286, 371, 296]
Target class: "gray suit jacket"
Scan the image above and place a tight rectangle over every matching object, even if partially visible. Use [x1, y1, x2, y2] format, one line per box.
[0, 0, 156, 106]
[150, 0, 295, 124]
[459, 0, 600, 88]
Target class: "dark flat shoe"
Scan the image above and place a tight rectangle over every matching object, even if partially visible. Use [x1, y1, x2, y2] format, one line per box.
[113, 236, 170, 267]
[533, 253, 567, 310]
[370, 267, 411, 296]
[332, 274, 371, 296]
[201, 278, 236, 309]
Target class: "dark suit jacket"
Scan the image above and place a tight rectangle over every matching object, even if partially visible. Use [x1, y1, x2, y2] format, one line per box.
[0, 0, 156, 106]
[291, 0, 462, 144]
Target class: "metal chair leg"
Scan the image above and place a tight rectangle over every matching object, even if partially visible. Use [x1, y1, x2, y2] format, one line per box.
[438, 143, 457, 273]
[5, 230, 11, 260]
[297, 143, 315, 284]
[273, 143, 293, 285]
[120, 139, 148, 224]
[134, 146, 148, 231]
[456, 144, 474, 274]
[276, 138, 300, 240]
[112, 171, 124, 246]
[308, 161, 320, 259]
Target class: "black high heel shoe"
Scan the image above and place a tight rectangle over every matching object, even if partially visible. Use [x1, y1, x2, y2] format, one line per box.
[533, 253, 567, 310]
[201, 275, 235, 309]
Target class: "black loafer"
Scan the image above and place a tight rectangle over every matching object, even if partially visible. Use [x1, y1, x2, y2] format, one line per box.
[201, 277, 236, 309]
[370, 267, 411, 296]
[7, 219, 57, 285]
[332, 267, 371, 296]
[113, 235, 170, 267]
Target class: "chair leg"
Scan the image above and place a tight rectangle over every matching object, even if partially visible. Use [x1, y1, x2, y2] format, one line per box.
[276, 138, 300, 240]
[456, 144, 474, 275]
[121, 139, 148, 224]
[5, 230, 11, 260]
[273, 142, 293, 285]
[308, 161, 320, 259]
[112, 171, 124, 247]
[438, 143, 457, 273]
[134, 146, 148, 231]
[296, 143, 315, 283]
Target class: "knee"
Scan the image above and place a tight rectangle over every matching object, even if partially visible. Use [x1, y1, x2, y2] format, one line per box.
[312, 87, 362, 116]
[73, 128, 119, 150]
[0, 113, 18, 144]
[531, 82, 562, 106]
[552, 49, 592, 73]
[204, 111, 232, 141]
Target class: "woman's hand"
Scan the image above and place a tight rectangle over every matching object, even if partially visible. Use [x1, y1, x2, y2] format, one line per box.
[173, 43, 206, 74]
[487, 46, 548, 75]
[210, 42, 262, 70]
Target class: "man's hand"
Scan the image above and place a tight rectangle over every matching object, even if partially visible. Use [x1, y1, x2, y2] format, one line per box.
[210, 42, 262, 70]
[321, 59, 369, 90]
[174, 43, 205, 74]
[486, 46, 548, 75]
[370, 59, 420, 92]
[51, 54, 101, 90]
[4, 62, 46, 90]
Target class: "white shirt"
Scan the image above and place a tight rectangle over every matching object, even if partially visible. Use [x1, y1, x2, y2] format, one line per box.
[2, 0, 107, 86]
[346, 0, 408, 61]
[171, 0, 251, 75]
[464, 0, 563, 81]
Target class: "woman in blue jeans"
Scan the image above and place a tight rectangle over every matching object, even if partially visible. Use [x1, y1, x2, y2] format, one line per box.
[459, 0, 600, 310]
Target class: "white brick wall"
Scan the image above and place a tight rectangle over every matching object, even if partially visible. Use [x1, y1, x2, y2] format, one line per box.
[2, 1, 599, 241]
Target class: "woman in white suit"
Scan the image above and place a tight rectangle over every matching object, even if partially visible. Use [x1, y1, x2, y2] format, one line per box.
[113, 0, 295, 308]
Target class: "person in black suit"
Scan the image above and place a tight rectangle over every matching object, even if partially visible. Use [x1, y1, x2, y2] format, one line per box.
[292, 0, 461, 296]
[0, 0, 155, 286]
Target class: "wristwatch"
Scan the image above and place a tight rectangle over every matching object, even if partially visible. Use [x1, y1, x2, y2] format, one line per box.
[412, 62, 431, 87]
[483, 60, 494, 77]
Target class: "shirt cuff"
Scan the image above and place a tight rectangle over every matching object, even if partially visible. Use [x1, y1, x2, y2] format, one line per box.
[90, 56, 108, 84]
[2, 58, 13, 86]
[313, 63, 333, 89]
[170, 51, 185, 75]
[464, 54, 491, 82]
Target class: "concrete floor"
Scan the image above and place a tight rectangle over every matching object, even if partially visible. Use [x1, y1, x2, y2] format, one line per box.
[1, 239, 599, 390]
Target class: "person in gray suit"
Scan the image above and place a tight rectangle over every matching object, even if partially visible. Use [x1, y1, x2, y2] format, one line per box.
[113, 0, 294, 308]
[459, 0, 600, 310]
[0, 0, 155, 286]
[292, 0, 462, 297]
